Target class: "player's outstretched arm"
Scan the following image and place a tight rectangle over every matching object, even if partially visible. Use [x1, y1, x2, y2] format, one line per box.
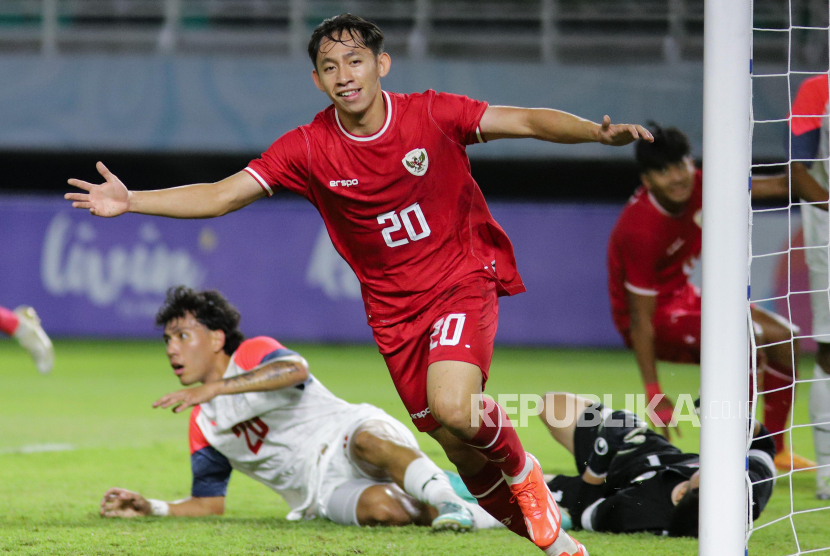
[751, 164, 829, 211]
[791, 162, 829, 210]
[100, 487, 224, 517]
[153, 356, 310, 413]
[478, 107, 653, 146]
[66, 162, 266, 219]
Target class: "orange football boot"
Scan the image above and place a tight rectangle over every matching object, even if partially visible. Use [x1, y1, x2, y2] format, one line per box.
[774, 448, 817, 471]
[508, 453, 563, 549]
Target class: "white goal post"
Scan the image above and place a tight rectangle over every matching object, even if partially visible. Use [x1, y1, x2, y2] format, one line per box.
[700, 0, 752, 555]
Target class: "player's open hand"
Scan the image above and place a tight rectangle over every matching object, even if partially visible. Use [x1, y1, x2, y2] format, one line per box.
[153, 383, 220, 413]
[65, 161, 131, 217]
[100, 488, 151, 518]
[596, 115, 654, 146]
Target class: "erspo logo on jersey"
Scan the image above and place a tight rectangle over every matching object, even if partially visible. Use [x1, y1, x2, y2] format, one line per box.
[410, 407, 431, 420]
[329, 179, 359, 187]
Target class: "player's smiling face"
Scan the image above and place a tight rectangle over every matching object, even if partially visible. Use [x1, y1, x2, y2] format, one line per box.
[311, 30, 390, 131]
[642, 156, 695, 213]
[163, 313, 226, 386]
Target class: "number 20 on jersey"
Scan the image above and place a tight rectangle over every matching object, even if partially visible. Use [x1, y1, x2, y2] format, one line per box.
[377, 202, 431, 247]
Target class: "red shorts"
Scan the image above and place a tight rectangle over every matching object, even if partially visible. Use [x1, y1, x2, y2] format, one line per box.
[623, 284, 701, 365]
[372, 275, 499, 432]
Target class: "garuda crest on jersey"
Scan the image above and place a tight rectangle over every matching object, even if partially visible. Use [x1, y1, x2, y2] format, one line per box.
[402, 148, 429, 176]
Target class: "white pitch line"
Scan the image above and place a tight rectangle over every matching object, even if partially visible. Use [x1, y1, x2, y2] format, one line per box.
[0, 443, 75, 454]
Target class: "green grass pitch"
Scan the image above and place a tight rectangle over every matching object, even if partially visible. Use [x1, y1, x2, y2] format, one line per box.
[0, 339, 826, 555]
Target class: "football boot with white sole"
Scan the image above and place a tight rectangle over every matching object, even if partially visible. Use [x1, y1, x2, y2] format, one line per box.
[431, 501, 474, 532]
[508, 453, 568, 549]
[13, 306, 54, 375]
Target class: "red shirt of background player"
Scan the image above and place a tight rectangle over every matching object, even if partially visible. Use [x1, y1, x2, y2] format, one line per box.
[245, 90, 525, 326]
[607, 169, 703, 336]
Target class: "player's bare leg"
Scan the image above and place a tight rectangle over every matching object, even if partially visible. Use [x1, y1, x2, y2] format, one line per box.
[539, 392, 596, 455]
[751, 306, 814, 469]
[349, 420, 499, 531]
[426, 360, 586, 554]
[355, 484, 434, 526]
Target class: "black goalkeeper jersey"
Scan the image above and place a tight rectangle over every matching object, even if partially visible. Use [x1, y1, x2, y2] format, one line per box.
[547, 405, 777, 534]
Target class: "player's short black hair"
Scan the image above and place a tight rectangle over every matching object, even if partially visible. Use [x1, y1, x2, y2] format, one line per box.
[307, 13, 385, 68]
[667, 486, 699, 538]
[635, 122, 691, 173]
[155, 286, 244, 356]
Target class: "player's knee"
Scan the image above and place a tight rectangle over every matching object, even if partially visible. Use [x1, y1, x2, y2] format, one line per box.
[541, 392, 571, 425]
[371, 500, 412, 526]
[352, 430, 383, 461]
[542, 391, 592, 430]
[350, 431, 397, 478]
[430, 397, 475, 434]
[357, 486, 412, 526]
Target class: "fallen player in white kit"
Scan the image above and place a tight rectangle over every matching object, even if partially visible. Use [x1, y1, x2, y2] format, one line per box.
[100, 287, 498, 531]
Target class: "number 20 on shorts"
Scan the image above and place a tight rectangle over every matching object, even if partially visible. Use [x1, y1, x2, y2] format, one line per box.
[377, 202, 431, 247]
[430, 313, 467, 350]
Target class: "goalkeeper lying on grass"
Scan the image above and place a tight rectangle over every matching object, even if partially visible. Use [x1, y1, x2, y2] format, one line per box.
[540, 392, 775, 537]
[100, 286, 498, 532]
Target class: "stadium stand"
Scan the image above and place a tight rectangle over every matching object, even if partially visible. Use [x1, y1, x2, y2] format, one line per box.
[0, 0, 824, 63]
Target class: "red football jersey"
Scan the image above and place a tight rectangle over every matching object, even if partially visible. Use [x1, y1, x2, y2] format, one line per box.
[245, 90, 525, 326]
[607, 170, 703, 333]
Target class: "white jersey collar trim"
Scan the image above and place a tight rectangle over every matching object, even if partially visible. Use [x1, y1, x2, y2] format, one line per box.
[647, 191, 674, 217]
[335, 90, 392, 142]
[646, 190, 688, 219]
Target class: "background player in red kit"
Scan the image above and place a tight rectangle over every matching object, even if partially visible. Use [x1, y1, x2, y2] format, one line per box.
[66, 14, 652, 555]
[607, 123, 817, 469]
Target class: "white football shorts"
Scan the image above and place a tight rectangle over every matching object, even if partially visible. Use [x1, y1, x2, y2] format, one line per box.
[802, 204, 830, 341]
[312, 403, 419, 525]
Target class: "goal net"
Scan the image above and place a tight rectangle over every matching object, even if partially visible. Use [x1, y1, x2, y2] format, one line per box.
[747, 1, 830, 554]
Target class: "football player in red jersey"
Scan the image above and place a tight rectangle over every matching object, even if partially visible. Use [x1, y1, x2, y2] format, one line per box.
[67, 14, 652, 554]
[607, 123, 823, 470]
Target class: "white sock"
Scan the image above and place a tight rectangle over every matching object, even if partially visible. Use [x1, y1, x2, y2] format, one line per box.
[810, 364, 830, 479]
[403, 457, 463, 508]
[504, 452, 534, 484]
[466, 502, 503, 530]
[543, 529, 580, 556]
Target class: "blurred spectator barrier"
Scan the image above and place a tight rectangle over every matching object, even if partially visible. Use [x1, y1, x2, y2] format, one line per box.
[0, 0, 825, 65]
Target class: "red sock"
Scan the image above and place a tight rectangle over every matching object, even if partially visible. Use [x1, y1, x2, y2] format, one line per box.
[763, 363, 795, 453]
[466, 399, 527, 477]
[460, 462, 529, 539]
[0, 306, 19, 336]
